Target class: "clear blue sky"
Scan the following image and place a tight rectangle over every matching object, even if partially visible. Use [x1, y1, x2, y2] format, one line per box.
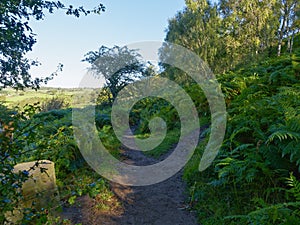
[27, 0, 189, 88]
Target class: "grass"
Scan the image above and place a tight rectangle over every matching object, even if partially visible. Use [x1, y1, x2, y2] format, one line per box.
[1, 87, 99, 109]
[142, 128, 181, 158]
[135, 116, 210, 158]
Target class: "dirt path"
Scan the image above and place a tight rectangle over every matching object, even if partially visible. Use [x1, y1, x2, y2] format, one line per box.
[62, 134, 199, 225]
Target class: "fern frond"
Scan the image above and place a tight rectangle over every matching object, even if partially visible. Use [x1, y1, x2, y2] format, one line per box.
[224, 202, 300, 224]
[266, 130, 300, 144]
[287, 116, 300, 132]
[286, 173, 300, 201]
[229, 127, 252, 142]
[230, 144, 254, 154]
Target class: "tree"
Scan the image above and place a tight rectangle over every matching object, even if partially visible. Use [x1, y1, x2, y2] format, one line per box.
[0, 1, 105, 223]
[165, 0, 224, 74]
[277, 0, 299, 56]
[164, 0, 279, 75]
[220, 0, 278, 63]
[0, 0, 105, 90]
[83, 45, 152, 104]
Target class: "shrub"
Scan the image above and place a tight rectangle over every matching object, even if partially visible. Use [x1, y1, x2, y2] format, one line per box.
[40, 96, 70, 112]
[183, 51, 300, 224]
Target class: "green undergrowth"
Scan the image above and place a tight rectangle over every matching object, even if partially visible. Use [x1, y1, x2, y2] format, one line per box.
[0, 102, 121, 224]
[140, 116, 210, 158]
[182, 47, 300, 224]
[138, 128, 180, 158]
[28, 107, 121, 211]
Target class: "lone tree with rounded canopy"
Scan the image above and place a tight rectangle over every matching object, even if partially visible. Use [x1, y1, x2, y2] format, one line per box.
[83, 45, 154, 104]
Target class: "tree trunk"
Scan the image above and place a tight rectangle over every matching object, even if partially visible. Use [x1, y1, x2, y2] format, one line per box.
[278, 3, 288, 56]
[278, 23, 287, 56]
[289, 30, 295, 54]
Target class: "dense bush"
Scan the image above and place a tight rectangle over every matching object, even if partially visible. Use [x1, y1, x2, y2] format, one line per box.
[129, 97, 180, 134]
[0, 102, 120, 224]
[183, 48, 300, 224]
[0, 103, 59, 224]
[40, 96, 70, 112]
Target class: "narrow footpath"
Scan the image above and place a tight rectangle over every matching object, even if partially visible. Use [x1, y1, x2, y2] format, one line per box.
[62, 135, 199, 225]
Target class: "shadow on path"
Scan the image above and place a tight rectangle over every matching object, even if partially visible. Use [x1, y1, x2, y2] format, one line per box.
[61, 129, 201, 225]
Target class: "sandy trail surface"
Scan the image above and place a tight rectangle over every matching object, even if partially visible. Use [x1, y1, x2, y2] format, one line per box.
[62, 131, 199, 225]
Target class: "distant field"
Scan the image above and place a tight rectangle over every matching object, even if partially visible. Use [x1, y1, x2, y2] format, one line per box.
[0, 87, 99, 109]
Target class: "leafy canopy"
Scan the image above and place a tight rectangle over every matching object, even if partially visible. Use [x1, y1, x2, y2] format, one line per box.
[0, 0, 105, 90]
[83, 45, 153, 104]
